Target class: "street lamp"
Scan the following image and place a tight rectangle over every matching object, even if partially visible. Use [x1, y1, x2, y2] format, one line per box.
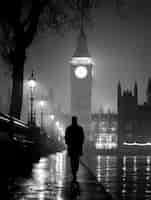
[55, 120, 60, 128]
[49, 114, 55, 121]
[39, 99, 46, 130]
[28, 70, 36, 126]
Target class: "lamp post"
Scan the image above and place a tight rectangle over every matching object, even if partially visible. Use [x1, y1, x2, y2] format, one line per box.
[28, 70, 36, 126]
[39, 99, 45, 130]
[49, 114, 55, 121]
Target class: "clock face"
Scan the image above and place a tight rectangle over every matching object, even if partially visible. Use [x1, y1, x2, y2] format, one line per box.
[74, 66, 88, 79]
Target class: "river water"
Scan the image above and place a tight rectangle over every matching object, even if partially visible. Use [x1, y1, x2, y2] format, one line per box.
[83, 153, 151, 200]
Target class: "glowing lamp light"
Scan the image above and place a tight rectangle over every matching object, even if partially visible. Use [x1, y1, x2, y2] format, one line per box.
[49, 114, 55, 120]
[28, 70, 36, 89]
[28, 79, 36, 89]
[123, 142, 151, 146]
[27, 70, 37, 125]
[111, 127, 116, 132]
[56, 121, 60, 127]
[39, 100, 45, 108]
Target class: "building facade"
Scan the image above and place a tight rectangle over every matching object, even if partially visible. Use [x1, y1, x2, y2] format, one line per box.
[118, 79, 151, 146]
[91, 112, 118, 149]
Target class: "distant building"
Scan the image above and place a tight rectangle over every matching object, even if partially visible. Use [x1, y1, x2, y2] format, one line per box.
[91, 112, 118, 149]
[118, 79, 151, 146]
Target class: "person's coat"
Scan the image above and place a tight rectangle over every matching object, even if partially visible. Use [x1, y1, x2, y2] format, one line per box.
[65, 124, 84, 157]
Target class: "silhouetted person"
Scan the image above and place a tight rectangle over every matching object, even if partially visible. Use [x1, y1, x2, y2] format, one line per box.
[65, 116, 84, 182]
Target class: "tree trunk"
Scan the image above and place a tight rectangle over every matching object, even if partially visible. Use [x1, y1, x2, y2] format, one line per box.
[9, 49, 26, 119]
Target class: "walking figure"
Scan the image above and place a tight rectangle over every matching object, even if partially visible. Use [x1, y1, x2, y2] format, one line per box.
[65, 116, 84, 182]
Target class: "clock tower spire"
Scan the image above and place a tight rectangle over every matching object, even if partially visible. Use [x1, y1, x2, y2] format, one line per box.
[70, 26, 94, 137]
[73, 25, 91, 58]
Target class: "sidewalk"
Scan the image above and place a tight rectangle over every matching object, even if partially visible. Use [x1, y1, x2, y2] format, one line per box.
[60, 154, 114, 200]
[9, 151, 115, 200]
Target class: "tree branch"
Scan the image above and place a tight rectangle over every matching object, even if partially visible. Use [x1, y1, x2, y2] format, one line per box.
[24, 0, 49, 48]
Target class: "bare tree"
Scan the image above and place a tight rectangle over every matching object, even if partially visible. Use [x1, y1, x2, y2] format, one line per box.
[0, 0, 98, 119]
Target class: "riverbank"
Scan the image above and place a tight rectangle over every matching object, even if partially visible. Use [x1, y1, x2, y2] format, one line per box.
[83, 141, 151, 156]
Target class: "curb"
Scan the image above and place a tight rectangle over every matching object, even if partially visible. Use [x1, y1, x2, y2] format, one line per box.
[80, 159, 115, 200]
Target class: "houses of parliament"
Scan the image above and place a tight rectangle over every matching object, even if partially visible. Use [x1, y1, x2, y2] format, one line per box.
[118, 78, 151, 146]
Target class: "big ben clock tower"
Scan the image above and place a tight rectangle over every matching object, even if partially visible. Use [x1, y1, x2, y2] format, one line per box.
[70, 27, 94, 134]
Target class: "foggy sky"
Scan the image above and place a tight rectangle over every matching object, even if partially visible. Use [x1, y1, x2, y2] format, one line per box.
[24, 1, 151, 113]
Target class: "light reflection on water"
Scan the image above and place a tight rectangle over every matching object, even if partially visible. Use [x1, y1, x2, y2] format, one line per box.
[95, 154, 151, 200]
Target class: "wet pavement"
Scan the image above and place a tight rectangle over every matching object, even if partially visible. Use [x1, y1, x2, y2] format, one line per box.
[2, 148, 151, 200]
[8, 151, 114, 200]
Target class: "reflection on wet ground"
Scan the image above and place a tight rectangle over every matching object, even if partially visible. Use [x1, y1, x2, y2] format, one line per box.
[9, 151, 67, 200]
[94, 155, 151, 200]
[3, 150, 151, 200]
[3, 150, 111, 200]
